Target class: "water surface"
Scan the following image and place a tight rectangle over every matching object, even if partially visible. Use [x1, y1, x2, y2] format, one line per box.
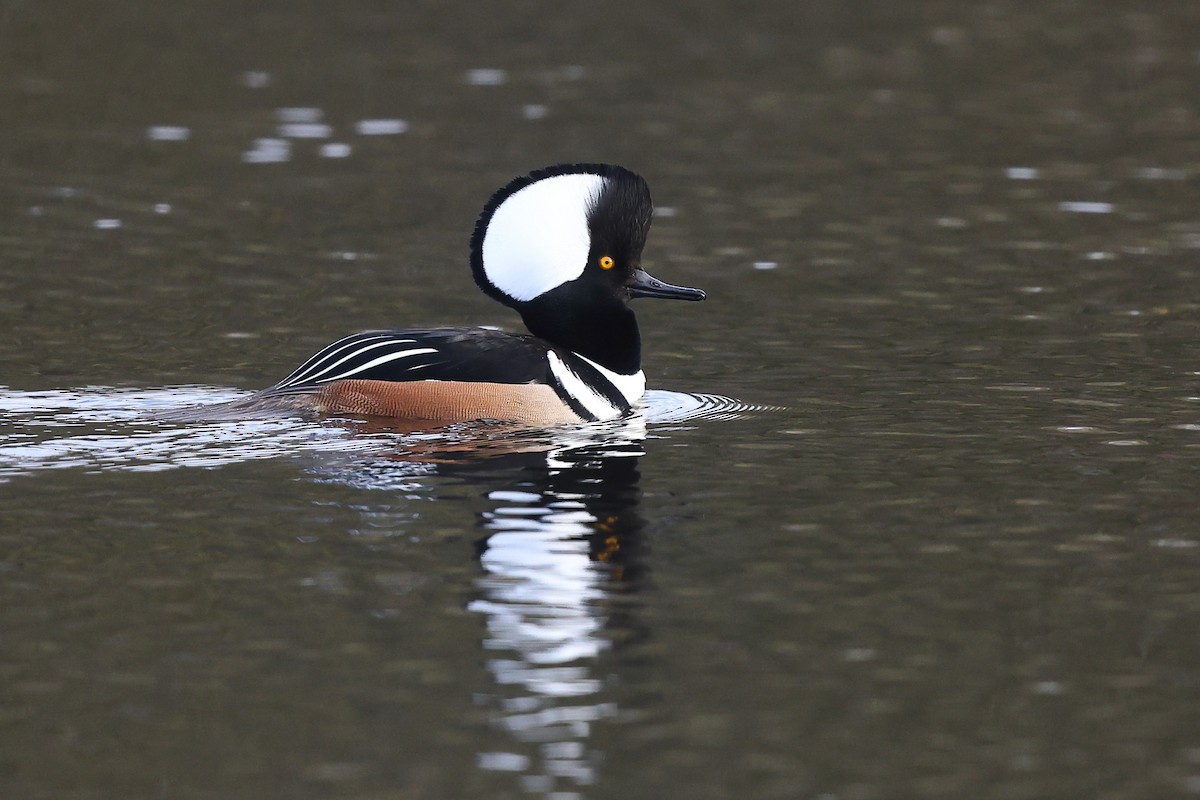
[5, 2, 1200, 798]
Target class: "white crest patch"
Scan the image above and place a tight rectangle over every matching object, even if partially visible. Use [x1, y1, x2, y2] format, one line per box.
[481, 173, 606, 302]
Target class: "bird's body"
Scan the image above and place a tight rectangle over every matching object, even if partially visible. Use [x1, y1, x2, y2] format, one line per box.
[227, 163, 705, 425]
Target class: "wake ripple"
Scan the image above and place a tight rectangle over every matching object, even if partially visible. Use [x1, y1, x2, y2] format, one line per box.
[644, 390, 780, 423]
[0, 385, 775, 478]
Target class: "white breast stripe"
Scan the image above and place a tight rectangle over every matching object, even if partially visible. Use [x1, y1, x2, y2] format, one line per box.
[547, 351, 622, 422]
[574, 353, 646, 407]
[282, 338, 418, 386]
[276, 333, 393, 385]
[314, 348, 439, 382]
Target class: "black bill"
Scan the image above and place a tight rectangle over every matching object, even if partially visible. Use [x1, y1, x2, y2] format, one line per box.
[629, 268, 706, 301]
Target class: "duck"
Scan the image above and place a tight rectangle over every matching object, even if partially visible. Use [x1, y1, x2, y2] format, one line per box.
[235, 163, 705, 425]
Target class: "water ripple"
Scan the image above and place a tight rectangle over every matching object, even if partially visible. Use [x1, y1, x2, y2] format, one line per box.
[644, 389, 780, 422]
[0, 386, 769, 479]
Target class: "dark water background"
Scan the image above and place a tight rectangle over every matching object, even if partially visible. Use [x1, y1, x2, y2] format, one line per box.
[5, 2, 1200, 798]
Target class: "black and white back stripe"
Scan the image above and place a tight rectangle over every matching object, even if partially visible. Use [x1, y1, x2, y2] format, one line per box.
[271, 332, 440, 392]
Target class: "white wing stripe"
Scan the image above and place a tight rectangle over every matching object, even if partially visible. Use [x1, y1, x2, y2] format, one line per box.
[283, 339, 418, 386]
[314, 348, 439, 383]
[277, 333, 394, 385]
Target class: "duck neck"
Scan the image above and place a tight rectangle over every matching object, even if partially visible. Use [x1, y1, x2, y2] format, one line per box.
[521, 294, 642, 376]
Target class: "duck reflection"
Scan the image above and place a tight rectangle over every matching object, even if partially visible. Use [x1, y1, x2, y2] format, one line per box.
[316, 413, 656, 797]
[460, 422, 648, 798]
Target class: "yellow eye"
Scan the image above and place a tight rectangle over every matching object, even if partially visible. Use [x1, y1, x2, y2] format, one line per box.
[599, 255, 615, 270]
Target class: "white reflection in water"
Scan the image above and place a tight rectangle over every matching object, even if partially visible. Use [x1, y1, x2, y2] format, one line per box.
[1058, 200, 1114, 214]
[275, 107, 324, 123]
[521, 104, 549, 121]
[240, 70, 271, 89]
[146, 125, 191, 142]
[466, 68, 508, 86]
[243, 138, 291, 164]
[277, 122, 332, 139]
[466, 423, 647, 797]
[1005, 166, 1039, 180]
[355, 119, 408, 136]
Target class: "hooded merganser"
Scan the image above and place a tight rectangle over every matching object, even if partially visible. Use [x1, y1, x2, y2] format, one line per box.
[252, 163, 705, 425]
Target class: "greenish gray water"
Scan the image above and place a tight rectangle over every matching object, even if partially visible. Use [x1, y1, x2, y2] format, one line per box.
[5, 2, 1200, 798]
